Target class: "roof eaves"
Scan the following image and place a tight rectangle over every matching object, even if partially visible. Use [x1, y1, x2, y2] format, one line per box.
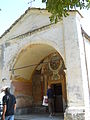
[0, 7, 37, 39]
[81, 27, 90, 41]
[0, 8, 83, 39]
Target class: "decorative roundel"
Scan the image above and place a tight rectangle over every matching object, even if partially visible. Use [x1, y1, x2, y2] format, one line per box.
[49, 53, 63, 72]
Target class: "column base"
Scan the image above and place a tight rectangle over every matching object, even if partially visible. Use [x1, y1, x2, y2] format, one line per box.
[64, 107, 85, 120]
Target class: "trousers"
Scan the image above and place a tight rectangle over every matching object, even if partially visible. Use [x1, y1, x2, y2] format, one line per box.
[5, 115, 14, 120]
[48, 98, 54, 114]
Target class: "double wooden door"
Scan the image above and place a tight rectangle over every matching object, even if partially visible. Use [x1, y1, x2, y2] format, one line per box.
[52, 84, 63, 113]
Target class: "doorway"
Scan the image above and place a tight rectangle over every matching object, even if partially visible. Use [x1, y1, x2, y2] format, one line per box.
[52, 83, 63, 113]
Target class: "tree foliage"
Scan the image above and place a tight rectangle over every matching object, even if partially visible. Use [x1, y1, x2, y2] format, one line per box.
[42, 0, 90, 23]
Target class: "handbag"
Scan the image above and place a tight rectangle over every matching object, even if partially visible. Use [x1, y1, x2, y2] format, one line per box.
[44, 97, 48, 104]
[42, 96, 48, 106]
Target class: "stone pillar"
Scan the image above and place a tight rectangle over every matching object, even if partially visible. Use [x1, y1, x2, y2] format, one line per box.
[0, 45, 2, 89]
[41, 64, 48, 95]
[64, 107, 85, 120]
[0, 45, 6, 89]
[63, 12, 89, 120]
[0, 43, 11, 88]
[44, 75, 48, 95]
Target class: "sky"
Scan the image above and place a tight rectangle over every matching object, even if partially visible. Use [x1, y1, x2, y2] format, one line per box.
[0, 0, 90, 36]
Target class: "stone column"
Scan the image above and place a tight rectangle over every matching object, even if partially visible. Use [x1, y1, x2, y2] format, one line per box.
[63, 12, 89, 120]
[43, 75, 47, 95]
[0, 43, 11, 88]
[0, 45, 2, 89]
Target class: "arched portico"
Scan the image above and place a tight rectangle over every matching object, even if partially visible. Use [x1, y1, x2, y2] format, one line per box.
[0, 9, 89, 120]
[9, 43, 67, 115]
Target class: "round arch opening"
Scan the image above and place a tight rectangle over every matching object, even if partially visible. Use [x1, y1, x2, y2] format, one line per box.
[10, 43, 67, 115]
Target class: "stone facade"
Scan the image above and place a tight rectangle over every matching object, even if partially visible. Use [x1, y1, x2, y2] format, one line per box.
[0, 8, 90, 120]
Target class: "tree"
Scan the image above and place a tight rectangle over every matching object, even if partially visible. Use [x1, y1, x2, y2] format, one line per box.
[42, 0, 90, 23]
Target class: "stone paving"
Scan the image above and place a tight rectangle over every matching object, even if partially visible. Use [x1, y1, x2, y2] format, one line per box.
[15, 113, 64, 120]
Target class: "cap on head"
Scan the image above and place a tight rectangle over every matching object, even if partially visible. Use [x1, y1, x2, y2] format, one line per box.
[5, 87, 10, 94]
[1, 86, 10, 93]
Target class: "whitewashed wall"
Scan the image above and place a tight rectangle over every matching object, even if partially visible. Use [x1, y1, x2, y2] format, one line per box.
[0, 9, 90, 119]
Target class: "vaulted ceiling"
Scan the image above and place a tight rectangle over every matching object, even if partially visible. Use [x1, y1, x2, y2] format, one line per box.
[13, 44, 57, 80]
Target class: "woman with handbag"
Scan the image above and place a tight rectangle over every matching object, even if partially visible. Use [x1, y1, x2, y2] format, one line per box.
[47, 85, 55, 117]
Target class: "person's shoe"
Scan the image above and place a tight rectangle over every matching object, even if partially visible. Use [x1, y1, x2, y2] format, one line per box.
[52, 112, 55, 116]
[49, 113, 53, 117]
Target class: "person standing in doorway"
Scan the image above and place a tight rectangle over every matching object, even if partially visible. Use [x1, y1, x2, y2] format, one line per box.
[2, 87, 16, 120]
[47, 85, 55, 117]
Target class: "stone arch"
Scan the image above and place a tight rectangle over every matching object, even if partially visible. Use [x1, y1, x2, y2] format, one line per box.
[10, 40, 65, 72]
[9, 42, 67, 114]
[9, 41, 65, 79]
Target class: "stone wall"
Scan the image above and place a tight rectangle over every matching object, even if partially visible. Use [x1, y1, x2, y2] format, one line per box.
[64, 107, 85, 120]
[32, 72, 42, 106]
[0, 9, 89, 119]
[12, 78, 32, 108]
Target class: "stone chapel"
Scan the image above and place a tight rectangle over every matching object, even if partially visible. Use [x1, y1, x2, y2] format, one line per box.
[0, 8, 90, 120]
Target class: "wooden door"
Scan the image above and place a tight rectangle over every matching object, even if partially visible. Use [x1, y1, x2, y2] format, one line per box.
[52, 84, 63, 113]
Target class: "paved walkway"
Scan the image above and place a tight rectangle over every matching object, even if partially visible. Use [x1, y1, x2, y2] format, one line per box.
[15, 113, 64, 120]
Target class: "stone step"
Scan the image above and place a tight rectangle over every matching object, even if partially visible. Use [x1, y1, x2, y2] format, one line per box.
[15, 106, 48, 115]
[15, 113, 64, 120]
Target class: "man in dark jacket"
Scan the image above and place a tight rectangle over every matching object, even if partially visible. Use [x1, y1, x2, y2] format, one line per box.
[47, 85, 55, 117]
[2, 87, 16, 120]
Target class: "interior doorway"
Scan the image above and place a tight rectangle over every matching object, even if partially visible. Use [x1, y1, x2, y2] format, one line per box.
[52, 83, 63, 113]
